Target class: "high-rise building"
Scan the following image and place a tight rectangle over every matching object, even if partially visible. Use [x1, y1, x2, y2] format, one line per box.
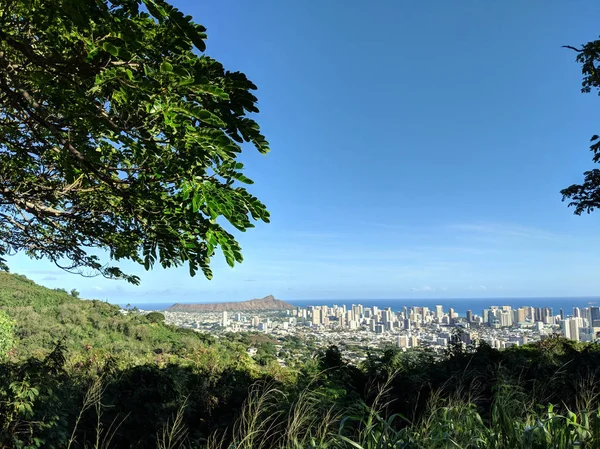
[383, 309, 393, 324]
[499, 311, 512, 327]
[369, 318, 376, 332]
[561, 319, 570, 339]
[573, 307, 581, 318]
[515, 308, 526, 324]
[397, 335, 408, 348]
[591, 307, 600, 328]
[582, 308, 591, 326]
[466, 310, 473, 323]
[563, 317, 583, 341]
[312, 307, 321, 326]
[570, 318, 582, 341]
[222, 311, 229, 327]
[346, 310, 354, 323]
[542, 308, 554, 324]
[435, 305, 444, 319]
[409, 309, 416, 321]
[526, 307, 535, 321]
[448, 308, 456, 324]
[410, 336, 419, 348]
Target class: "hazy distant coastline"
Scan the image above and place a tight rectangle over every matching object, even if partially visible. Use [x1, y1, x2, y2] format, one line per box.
[122, 296, 598, 315]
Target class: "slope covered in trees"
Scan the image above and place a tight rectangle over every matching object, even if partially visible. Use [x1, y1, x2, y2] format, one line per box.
[0, 271, 217, 363]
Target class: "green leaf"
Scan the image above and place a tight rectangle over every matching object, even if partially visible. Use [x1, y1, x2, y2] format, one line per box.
[178, 77, 195, 87]
[233, 173, 254, 185]
[160, 61, 173, 73]
[172, 105, 226, 127]
[224, 251, 235, 267]
[102, 42, 119, 57]
[118, 48, 132, 60]
[192, 84, 230, 100]
[206, 232, 218, 246]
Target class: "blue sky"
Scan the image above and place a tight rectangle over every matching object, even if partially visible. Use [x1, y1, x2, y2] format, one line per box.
[9, 0, 600, 303]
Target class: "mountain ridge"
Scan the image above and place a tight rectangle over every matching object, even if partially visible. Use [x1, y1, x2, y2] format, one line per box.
[167, 294, 294, 312]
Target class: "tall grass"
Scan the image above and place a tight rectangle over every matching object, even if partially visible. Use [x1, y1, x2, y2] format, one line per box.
[206, 376, 342, 449]
[204, 373, 600, 449]
[67, 376, 129, 449]
[10, 369, 600, 448]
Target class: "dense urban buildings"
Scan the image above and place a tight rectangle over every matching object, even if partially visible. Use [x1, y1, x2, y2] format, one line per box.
[161, 302, 599, 359]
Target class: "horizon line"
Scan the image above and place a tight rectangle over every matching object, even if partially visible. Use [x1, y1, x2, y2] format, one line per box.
[116, 295, 599, 305]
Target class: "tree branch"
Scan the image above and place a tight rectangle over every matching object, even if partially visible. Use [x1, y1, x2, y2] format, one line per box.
[563, 45, 583, 52]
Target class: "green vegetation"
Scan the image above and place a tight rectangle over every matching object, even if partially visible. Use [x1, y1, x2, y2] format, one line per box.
[146, 312, 166, 324]
[0, 0, 269, 284]
[2, 272, 600, 448]
[561, 39, 600, 214]
[1, 1, 599, 447]
[0, 310, 15, 359]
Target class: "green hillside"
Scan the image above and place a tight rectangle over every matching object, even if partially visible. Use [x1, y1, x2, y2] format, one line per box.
[0, 272, 282, 448]
[0, 272, 239, 367]
[2, 272, 600, 449]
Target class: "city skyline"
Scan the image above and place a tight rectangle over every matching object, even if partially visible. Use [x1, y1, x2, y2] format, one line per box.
[162, 300, 600, 360]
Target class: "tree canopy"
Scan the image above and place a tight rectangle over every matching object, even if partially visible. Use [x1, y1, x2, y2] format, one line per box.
[561, 39, 600, 214]
[0, 0, 270, 284]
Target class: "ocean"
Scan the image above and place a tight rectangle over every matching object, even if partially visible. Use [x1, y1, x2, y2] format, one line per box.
[121, 297, 599, 317]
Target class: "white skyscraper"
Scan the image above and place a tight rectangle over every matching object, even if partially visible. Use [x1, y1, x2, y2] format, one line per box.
[312, 307, 321, 326]
[563, 317, 583, 341]
[435, 305, 443, 319]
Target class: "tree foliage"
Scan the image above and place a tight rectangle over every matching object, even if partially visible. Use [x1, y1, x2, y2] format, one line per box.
[561, 40, 600, 214]
[0, 310, 14, 359]
[0, 0, 270, 284]
[145, 311, 164, 324]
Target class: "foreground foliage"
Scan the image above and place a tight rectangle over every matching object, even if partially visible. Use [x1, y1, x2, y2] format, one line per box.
[2, 273, 600, 448]
[0, 0, 269, 283]
[561, 38, 600, 214]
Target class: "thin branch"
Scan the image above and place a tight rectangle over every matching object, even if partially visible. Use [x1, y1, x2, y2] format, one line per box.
[563, 45, 583, 52]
